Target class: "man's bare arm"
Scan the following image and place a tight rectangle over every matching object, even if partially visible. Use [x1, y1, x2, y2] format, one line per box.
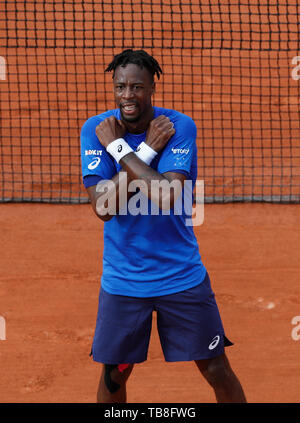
[86, 171, 135, 222]
[86, 114, 182, 221]
[120, 153, 186, 209]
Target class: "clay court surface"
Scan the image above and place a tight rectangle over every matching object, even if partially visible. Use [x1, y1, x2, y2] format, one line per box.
[0, 202, 299, 403]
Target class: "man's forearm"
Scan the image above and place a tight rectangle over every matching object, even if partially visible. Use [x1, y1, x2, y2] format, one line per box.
[120, 152, 170, 185]
[90, 151, 184, 221]
[90, 153, 160, 220]
[120, 152, 183, 210]
[89, 171, 135, 220]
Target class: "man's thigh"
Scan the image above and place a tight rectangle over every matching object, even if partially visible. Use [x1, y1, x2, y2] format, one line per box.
[91, 287, 154, 364]
[154, 272, 233, 362]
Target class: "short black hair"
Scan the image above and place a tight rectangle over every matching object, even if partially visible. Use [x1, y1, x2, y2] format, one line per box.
[105, 49, 163, 81]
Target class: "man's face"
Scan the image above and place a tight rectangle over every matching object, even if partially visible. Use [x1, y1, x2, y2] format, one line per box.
[113, 63, 155, 124]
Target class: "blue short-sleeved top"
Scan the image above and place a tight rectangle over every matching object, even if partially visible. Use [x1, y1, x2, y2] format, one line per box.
[81, 106, 206, 297]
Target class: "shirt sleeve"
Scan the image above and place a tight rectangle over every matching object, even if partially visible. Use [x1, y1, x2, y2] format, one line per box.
[157, 114, 197, 177]
[83, 174, 102, 188]
[80, 115, 116, 183]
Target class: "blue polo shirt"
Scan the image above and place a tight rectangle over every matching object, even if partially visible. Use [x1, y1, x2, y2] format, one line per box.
[80, 107, 206, 297]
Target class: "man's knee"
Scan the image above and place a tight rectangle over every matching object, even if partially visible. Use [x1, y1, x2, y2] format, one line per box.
[195, 354, 233, 387]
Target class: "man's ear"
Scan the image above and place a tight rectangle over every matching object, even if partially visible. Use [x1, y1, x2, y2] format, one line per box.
[151, 82, 156, 95]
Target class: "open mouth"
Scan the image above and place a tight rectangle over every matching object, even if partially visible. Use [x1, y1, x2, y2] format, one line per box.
[121, 104, 138, 115]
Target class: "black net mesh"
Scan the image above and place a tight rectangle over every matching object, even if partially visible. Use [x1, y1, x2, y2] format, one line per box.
[0, 0, 299, 203]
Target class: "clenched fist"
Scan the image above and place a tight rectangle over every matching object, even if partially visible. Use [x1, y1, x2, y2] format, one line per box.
[95, 116, 126, 149]
[145, 115, 175, 152]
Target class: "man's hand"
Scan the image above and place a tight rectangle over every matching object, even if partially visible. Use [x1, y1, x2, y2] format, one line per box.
[95, 116, 126, 149]
[145, 115, 175, 152]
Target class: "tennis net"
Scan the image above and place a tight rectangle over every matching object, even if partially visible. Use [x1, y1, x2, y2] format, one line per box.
[0, 0, 299, 203]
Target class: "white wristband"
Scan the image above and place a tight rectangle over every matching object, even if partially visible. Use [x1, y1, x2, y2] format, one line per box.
[106, 138, 134, 163]
[135, 142, 158, 165]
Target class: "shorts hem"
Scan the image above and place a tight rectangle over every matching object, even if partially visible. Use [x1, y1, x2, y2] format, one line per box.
[164, 349, 226, 363]
[90, 355, 148, 365]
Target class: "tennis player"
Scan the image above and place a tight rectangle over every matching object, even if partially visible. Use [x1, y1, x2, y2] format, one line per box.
[81, 49, 246, 403]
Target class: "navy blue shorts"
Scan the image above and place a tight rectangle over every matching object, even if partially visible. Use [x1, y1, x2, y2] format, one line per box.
[90, 272, 233, 364]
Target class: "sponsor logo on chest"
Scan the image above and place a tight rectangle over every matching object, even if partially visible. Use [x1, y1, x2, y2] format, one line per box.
[85, 149, 103, 156]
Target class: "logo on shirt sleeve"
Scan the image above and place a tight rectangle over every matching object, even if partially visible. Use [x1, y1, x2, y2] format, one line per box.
[88, 157, 101, 170]
[85, 149, 103, 156]
[171, 148, 190, 154]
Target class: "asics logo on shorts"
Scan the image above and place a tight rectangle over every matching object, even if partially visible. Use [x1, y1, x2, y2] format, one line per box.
[208, 335, 220, 350]
[88, 157, 101, 170]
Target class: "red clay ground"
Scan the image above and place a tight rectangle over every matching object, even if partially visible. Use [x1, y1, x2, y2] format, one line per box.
[0, 202, 299, 403]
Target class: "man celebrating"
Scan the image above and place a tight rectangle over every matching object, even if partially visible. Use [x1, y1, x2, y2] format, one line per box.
[80, 49, 246, 403]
